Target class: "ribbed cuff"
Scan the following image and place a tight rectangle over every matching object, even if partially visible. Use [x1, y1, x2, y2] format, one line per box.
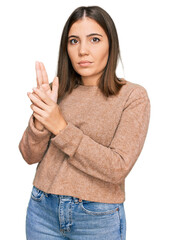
[50, 122, 83, 157]
[27, 115, 51, 141]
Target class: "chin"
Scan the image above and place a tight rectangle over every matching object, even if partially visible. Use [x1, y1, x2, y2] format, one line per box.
[76, 69, 95, 77]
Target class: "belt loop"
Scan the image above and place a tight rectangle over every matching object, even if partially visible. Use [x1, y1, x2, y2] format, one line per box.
[45, 193, 48, 197]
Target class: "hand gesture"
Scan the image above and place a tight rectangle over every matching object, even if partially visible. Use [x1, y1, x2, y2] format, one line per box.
[35, 61, 59, 103]
[27, 87, 67, 135]
[28, 61, 59, 131]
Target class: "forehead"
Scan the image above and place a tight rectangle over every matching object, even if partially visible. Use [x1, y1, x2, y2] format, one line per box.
[68, 17, 106, 36]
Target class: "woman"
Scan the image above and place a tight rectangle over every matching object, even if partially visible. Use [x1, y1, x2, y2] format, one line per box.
[19, 6, 151, 240]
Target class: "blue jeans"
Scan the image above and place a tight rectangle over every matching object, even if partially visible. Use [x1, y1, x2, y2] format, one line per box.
[26, 186, 126, 240]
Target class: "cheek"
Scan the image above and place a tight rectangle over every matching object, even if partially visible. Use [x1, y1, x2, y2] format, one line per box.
[67, 47, 74, 62]
[95, 46, 109, 66]
[67, 47, 79, 71]
[68, 48, 80, 72]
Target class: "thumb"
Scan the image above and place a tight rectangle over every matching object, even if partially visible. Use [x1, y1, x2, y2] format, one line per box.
[52, 76, 59, 90]
[52, 76, 59, 98]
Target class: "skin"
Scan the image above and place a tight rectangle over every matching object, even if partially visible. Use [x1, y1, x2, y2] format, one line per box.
[27, 62, 67, 135]
[31, 62, 59, 131]
[27, 17, 109, 135]
[67, 17, 109, 86]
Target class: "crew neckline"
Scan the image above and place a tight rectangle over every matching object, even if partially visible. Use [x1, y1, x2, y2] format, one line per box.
[78, 84, 98, 88]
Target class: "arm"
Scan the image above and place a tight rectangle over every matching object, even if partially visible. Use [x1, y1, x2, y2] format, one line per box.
[50, 87, 151, 184]
[19, 61, 59, 165]
[18, 114, 52, 164]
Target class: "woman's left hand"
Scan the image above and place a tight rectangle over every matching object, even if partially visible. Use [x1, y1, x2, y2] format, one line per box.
[27, 87, 68, 135]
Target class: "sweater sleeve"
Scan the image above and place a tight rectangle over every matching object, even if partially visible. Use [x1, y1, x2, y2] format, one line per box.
[50, 87, 151, 184]
[18, 114, 52, 164]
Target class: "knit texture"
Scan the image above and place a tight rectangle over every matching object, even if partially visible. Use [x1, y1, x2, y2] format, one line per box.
[19, 80, 151, 203]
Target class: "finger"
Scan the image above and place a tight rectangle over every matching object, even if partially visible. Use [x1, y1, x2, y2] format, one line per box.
[32, 87, 54, 106]
[30, 103, 45, 117]
[52, 77, 59, 99]
[32, 91, 41, 100]
[39, 62, 49, 84]
[35, 61, 43, 87]
[27, 92, 47, 110]
[33, 112, 45, 125]
[28, 92, 41, 106]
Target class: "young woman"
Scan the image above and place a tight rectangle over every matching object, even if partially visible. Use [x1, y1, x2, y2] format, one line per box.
[19, 6, 151, 240]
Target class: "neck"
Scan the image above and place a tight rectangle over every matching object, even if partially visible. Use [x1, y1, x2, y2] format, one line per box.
[81, 73, 102, 86]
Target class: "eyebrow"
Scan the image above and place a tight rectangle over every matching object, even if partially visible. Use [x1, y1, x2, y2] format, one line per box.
[68, 33, 103, 39]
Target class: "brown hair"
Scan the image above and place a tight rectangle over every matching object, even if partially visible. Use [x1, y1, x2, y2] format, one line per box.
[51, 6, 126, 101]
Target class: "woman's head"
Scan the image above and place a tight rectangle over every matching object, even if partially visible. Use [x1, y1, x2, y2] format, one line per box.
[56, 6, 126, 99]
[67, 16, 109, 87]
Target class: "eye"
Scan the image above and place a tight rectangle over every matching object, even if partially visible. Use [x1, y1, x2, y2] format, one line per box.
[91, 37, 100, 43]
[69, 39, 78, 45]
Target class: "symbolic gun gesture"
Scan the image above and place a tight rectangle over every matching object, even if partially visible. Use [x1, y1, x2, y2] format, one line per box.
[35, 62, 59, 102]
[27, 61, 67, 135]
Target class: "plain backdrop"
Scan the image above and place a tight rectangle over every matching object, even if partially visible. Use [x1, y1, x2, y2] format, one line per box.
[0, 0, 169, 239]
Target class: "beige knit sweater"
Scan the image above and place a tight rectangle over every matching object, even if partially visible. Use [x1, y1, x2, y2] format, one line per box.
[19, 80, 151, 203]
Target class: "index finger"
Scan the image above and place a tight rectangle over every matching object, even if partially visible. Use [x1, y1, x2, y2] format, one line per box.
[40, 62, 49, 84]
[35, 61, 43, 87]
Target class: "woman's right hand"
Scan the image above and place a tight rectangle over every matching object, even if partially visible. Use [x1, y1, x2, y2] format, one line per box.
[32, 61, 59, 131]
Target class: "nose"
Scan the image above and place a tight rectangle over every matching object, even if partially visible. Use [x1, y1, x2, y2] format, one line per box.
[78, 40, 89, 56]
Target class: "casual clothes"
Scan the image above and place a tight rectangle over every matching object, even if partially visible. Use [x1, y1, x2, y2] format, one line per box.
[19, 80, 151, 204]
[26, 186, 126, 239]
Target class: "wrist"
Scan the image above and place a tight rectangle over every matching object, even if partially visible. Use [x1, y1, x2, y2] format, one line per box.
[53, 120, 68, 135]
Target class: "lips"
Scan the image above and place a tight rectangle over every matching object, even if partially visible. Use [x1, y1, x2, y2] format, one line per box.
[78, 60, 93, 67]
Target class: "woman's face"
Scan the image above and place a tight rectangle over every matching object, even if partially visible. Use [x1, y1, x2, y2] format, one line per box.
[67, 17, 109, 85]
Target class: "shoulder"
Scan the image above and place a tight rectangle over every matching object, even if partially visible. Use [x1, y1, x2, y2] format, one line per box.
[119, 79, 150, 100]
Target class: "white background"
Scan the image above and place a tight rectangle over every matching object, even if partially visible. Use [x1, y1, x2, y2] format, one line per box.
[0, 0, 169, 239]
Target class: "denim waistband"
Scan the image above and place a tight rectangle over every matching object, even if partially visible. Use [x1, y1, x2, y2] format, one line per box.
[58, 195, 83, 202]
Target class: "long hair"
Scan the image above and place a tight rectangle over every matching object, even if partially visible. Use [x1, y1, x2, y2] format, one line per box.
[51, 6, 126, 101]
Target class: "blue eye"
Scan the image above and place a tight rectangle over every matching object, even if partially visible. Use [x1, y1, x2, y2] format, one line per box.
[69, 39, 78, 44]
[91, 37, 100, 43]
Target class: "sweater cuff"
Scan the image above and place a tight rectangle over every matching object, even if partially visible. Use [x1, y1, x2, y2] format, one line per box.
[27, 115, 51, 141]
[50, 122, 83, 157]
